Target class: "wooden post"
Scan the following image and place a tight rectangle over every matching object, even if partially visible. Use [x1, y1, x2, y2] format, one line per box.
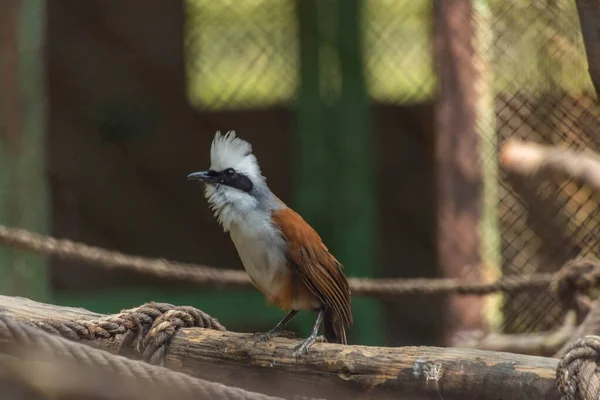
[433, 0, 485, 344]
[331, 0, 384, 346]
[573, 0, 600, 98]
[0, 0, 50, 301]
[292, 0, 337, 337]
[293, 0, 383, 345]
[293, 0, 327, 234]
[473, 0, 502, 331]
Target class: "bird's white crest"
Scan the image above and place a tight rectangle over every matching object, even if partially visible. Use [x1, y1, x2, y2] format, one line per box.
[203, 131, 275, 232]
[209, 131, 263, 181]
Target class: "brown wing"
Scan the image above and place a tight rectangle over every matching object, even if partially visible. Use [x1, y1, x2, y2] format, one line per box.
[272, 207, 353, 330]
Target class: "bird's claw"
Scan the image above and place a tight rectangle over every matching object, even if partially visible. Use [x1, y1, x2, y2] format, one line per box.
[252, 330, 280, 344]
[292, 335, 325, 358]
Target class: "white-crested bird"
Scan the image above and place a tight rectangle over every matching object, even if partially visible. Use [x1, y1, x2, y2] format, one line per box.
[187, 131, 352, 356]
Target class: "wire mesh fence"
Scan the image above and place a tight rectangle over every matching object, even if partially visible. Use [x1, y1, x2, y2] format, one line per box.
[492, 0, 600, 333]
[183, 0, 600, 336]
[3, 0, 595, 352]
[184, 0, 299, 109]
[184, 0, 436, 109]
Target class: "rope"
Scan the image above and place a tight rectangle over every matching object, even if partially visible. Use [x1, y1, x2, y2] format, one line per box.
[557, 335, 600, 400]
[0, 316, 283, 400]
[553, 260, 600, 357]
[555, 298, 600, 358]
[551, 259, 600, 315]
[1, 224, 600, 298]
[140, 306, 225, 365]
[35, 302, 225, 366]
[0, 225, 251, 287]
[349, 272, 555, 296]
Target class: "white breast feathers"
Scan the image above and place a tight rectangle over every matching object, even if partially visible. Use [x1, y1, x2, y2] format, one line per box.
[228, 210, 289, 300]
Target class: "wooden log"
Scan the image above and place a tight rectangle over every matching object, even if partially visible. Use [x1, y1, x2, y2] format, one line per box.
[433, 0, 487, 344]
[0, 295, 104, 321]
[169, 329, 560, 400]
[0, 0, 50, 303]
[451, 323, 574, 357]
[573, 0, 600, 98]
[500, 139, 600, 192]
[0, 295, 561, 399]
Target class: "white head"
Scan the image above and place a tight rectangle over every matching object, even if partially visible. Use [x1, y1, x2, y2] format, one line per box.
[187, 131, 279, 231]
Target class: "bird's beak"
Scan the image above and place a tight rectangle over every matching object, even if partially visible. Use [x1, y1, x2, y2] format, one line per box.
[186, 170, 219, 183]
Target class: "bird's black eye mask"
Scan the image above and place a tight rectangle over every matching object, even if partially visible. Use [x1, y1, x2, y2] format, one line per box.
[217, 168, 254, 192]
[187, 168, 254, 193]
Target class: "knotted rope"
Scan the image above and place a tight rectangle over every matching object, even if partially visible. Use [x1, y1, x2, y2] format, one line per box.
[557, 335, 600, 400]
[0, 316, 282, 400]
[35, 302, 225, 366]
[552, 259, 600, 318]
[547, 260, 600, 360]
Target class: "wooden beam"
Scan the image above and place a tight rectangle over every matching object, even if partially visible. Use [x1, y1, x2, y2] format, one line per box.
[332, 0, 384, 346]
[473, 0, 502, 331]
[573, 0, 600, 98]
[500, 139, 600, 191]
[169, 329, 559, 400]
[293, 0, 327, 233]
[433, 0, 485, 343]
[0, 0, 50, 301]
[452, 312, 576, 357]
[293, 0, 383, 346]
[0, 295, 561, 399]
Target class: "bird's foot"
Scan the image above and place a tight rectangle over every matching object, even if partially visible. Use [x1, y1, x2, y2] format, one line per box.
[292, 334, 325, 357]
[252, 329, 281, 344]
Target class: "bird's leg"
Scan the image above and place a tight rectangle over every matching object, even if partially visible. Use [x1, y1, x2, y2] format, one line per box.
[253, 309, 299, 343]
[293, 308, 326, 357]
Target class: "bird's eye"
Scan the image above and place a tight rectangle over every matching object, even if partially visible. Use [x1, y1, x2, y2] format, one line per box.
[224, 168, 235, 177]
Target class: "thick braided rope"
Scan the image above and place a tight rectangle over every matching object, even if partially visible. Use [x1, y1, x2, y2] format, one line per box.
[34, 302, 225, 365]
[557, 335, 600, 400]
[0, 316, 282, 400]
[138, 305, 226, 365]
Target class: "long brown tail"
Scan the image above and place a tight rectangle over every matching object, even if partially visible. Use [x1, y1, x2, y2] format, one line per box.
[323, 308, 347, 345]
